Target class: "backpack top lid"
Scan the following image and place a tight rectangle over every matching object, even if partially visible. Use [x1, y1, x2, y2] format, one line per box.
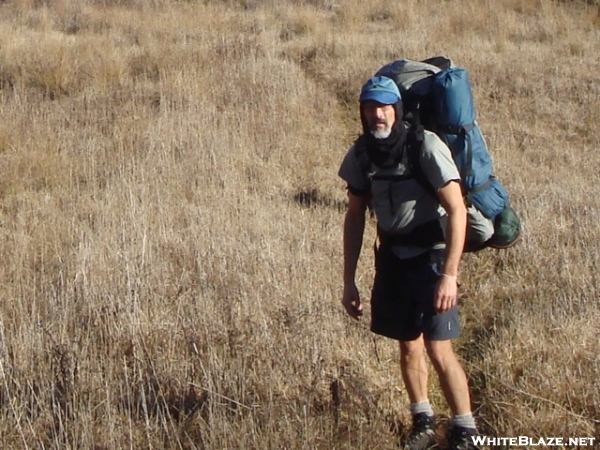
[375, 58, 453, 94]
[375, 58, 455, 126]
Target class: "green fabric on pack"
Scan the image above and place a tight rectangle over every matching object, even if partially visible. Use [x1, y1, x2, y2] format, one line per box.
[488, 204, 521, 249]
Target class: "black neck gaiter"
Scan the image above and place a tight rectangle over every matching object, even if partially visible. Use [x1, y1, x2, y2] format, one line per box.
[359, 122, 407, 169]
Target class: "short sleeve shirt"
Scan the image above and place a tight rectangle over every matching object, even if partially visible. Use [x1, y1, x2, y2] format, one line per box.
[338, 130, 460, 258]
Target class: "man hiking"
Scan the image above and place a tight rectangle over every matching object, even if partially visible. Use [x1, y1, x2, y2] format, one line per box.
[338, 75, 481, 450]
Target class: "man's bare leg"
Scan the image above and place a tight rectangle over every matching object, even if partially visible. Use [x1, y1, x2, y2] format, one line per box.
[400, 336, 429, 403]
[425, 339, 471, 415]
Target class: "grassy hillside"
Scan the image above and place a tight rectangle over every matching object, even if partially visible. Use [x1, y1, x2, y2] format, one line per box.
[0, 0, 599, 448]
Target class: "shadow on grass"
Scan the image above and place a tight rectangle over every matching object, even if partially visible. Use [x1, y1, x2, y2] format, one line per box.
[292, 188, 347, 213]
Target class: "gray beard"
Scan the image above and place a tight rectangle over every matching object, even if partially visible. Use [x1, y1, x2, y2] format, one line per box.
[370, 126, 392, 140]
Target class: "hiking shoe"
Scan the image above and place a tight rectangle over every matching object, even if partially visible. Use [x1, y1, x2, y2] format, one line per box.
[446, 426, 480, 450]
[402, 412, 437, 450]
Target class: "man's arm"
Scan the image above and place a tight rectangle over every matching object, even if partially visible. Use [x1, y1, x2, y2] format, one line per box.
[342, 191, 369, 319]
[435, 180, 467, 313]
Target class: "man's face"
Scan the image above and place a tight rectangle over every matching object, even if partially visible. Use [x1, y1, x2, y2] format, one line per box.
[362, 101, 396, 139]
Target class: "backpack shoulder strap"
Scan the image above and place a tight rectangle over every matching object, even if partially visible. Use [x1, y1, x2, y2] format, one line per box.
[405, 113, 438, 200]
[354, 135, 372, 179]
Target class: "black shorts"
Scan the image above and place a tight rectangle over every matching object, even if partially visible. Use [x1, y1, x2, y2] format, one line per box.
[370, 247, 460, 342]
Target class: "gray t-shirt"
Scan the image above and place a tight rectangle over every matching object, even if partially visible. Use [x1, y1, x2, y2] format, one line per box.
[338, 130, 460, 258]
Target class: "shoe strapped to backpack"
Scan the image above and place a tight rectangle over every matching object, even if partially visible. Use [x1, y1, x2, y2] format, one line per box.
[486, 203, 521, 249]
[402, 412, 437, 450]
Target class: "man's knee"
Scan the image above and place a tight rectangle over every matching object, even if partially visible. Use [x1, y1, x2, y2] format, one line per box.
[424, 339, 457, 369]
[400, 336, 425, 361]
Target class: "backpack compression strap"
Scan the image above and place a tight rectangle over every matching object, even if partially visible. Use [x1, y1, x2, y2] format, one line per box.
[437, 122, 475, 179]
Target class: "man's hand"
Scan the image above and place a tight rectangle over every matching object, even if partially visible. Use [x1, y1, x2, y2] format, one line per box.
[434, 275, 458, 313]
[342, 192, 368, 321]
[342, 283, 363, 320]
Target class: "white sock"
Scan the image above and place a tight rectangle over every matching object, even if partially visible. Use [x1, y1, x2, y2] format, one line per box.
[450, 413, 476, 430]
[410, 400, 434, 417]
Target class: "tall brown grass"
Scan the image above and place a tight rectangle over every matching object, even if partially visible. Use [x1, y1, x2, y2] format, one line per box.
[0, 0, 599, 448]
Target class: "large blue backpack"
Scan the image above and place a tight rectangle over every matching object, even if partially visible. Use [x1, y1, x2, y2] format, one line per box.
[374, 56, 520, 249]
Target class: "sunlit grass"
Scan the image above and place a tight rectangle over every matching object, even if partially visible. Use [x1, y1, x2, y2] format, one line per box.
[0, 0, 598, 448]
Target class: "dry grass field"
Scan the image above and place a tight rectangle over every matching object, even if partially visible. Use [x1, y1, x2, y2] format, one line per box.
[0, 0, 599, 448]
